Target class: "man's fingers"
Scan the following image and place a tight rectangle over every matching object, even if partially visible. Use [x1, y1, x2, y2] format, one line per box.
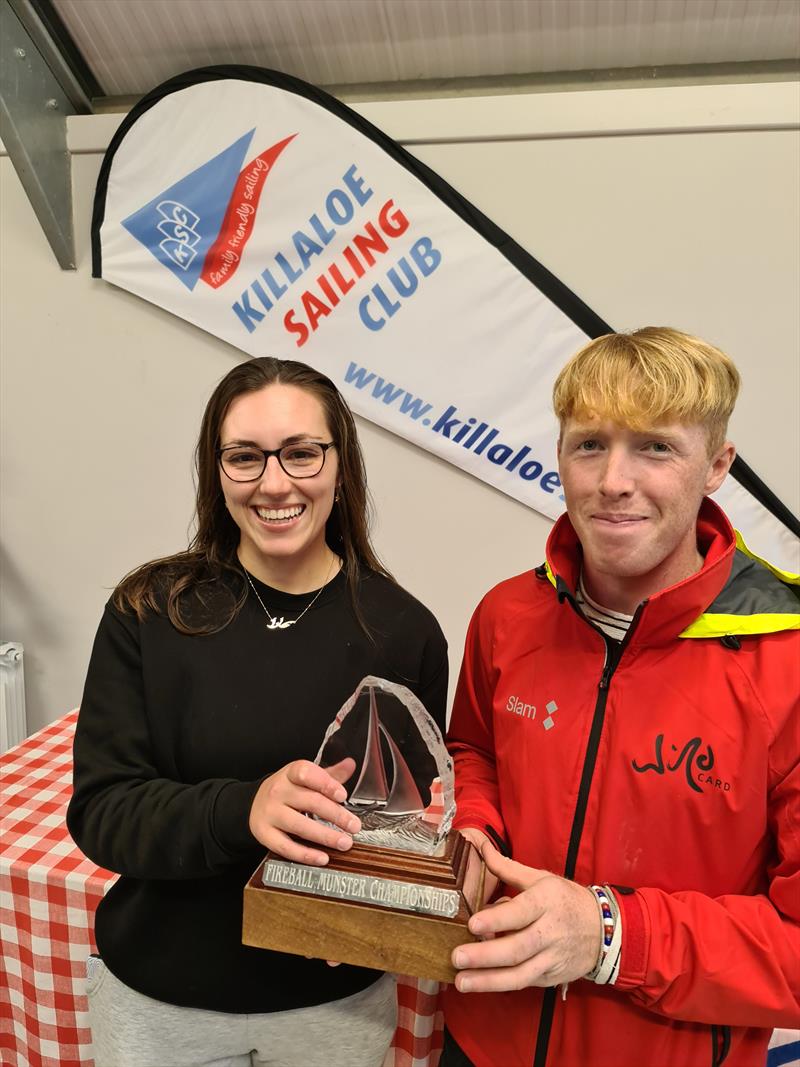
[462, 843, 486, 910]
[459, 827, 490, 851]
[454, 922, 544, 972]
[468, 892, 544, 938]
[453, 952, 559, 994]
[479, 842, 546, 891]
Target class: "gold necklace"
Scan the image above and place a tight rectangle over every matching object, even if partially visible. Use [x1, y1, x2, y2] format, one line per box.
[244, 555, 337, 631]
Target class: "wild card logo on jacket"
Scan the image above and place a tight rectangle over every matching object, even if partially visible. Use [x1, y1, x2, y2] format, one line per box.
[632, 734, 731, 793]
[122, 129, 296, 292]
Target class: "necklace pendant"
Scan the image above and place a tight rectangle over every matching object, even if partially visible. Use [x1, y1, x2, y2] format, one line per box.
[267, 616, 295, 630]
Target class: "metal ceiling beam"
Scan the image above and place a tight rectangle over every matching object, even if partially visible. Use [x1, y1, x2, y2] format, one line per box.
[9, 0, 98, 111]
[91, 58, 800, 114]
[0, 0, 94, 269]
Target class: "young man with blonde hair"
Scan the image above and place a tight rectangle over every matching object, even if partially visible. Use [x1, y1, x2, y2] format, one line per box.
[443, 328, 799, 1067]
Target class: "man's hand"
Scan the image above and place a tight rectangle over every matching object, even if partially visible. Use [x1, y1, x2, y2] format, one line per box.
[459, 828, 499, 913]
[248, 757, 361, 866]
[452, 843, 602, 992]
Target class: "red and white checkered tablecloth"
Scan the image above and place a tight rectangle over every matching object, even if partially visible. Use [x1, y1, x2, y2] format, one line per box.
[0, 712, 443, 1067]
[0, 711, 116, 1067]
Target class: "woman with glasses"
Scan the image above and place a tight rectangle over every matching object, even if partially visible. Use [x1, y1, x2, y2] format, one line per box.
[67, 357, 447, 1067]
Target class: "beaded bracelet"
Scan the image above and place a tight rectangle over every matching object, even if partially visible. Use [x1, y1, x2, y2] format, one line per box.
[595, 885, 615, 951]
[585, 884, 622, 985]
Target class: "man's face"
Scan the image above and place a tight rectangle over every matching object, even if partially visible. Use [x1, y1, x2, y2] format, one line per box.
[558, 418, 734, 598]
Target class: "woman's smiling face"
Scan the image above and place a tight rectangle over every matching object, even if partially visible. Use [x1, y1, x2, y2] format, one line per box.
[219, 384, 338, 577]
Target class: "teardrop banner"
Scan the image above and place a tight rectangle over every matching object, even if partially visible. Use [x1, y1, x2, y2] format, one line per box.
[92, 66, 799, 569]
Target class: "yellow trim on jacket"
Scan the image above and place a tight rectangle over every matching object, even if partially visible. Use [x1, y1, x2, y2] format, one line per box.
[681, 529, 799, 638]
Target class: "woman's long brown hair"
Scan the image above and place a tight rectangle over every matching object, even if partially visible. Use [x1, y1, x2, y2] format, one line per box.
[113, 357, 392, 634]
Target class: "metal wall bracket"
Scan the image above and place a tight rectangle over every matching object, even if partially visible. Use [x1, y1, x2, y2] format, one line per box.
[0, 0, 90, 268]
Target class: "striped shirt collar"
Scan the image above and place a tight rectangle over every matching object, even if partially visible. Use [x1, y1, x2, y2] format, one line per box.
[576, 576, 635, 641]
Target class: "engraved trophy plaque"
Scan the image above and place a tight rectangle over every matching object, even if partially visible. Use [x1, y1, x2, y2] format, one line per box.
[243, 676, 483, 982]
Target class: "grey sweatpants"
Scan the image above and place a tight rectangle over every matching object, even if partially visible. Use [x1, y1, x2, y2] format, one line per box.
[86, 959, 397, 1067]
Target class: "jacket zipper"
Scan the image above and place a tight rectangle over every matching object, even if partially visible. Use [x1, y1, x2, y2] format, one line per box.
[531, 593, 642, 1067]
[711, 1024, 732, 1067]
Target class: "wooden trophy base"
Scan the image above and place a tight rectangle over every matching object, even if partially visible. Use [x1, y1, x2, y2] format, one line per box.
[243, 831, 481, 983]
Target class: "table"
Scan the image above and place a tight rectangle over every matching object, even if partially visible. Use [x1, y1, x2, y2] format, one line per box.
[2, 714, 796, 1067]
[0, 712, 442, 1067]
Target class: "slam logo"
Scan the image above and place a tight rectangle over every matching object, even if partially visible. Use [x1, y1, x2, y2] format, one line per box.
[122, 128, 295, 292]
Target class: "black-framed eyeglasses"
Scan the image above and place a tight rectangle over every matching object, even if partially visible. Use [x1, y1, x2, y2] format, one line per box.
[217, 442, 335, 482]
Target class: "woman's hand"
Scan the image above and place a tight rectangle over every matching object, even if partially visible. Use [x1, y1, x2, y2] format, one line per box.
[248, 757, 362, 866]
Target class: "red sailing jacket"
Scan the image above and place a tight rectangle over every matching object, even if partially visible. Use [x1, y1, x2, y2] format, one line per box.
[444, 500, 800, 1067]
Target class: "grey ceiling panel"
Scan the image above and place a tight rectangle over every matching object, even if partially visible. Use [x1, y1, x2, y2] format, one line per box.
[52, 0, 800, 98]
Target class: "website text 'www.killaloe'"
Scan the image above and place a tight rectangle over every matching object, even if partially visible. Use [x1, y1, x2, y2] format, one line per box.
[344, 362, 563, 497]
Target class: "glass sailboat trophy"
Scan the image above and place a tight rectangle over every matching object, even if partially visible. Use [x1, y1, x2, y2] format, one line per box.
[314, 676, 455, 855]
[243, 677, 481, 982]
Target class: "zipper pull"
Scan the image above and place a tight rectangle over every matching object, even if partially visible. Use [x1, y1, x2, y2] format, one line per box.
[599, 664, 612, 691]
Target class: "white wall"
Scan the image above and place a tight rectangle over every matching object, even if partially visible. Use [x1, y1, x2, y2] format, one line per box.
[1, 82, 798, 734]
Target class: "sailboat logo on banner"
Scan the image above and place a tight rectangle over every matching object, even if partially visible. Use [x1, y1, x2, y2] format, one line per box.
[122, 128, 296, 291]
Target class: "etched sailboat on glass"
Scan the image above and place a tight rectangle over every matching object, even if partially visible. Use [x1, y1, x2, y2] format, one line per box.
[348, 685, 425, 816]
[314, 675, 455, 855]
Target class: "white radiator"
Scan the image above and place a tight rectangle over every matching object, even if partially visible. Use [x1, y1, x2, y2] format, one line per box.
[1, 642, 27, 753]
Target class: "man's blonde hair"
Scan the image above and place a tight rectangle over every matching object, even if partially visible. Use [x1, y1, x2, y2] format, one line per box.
[552, 327, 740, 454]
